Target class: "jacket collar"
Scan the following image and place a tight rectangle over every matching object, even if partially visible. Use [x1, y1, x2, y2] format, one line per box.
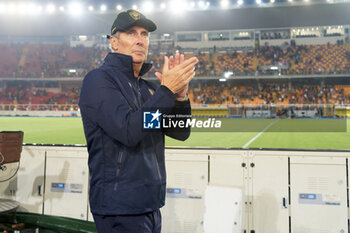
[103, 52, 152, 78]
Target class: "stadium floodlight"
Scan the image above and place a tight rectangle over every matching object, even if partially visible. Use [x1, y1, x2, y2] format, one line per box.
[219, 78, 227, 82]
[197, 0, 210, 9]
[59, 6, 64, 12]
[288, 0, 293, 2]
[0, 4, 5, 14]
[256, 0, 262, 4]
[198, 1, 205, 8]
[100, 4, 107, 12]
[160, 3, 166, 9]
[26, 3, 37, 15]
[132, 4, 138, 10]
[46, 3, 56, 14]
[142, 1, 154, 13]
[270, 0, 275, 3]
[68, 2, 83, 16]
[220, 0, 230, 8]
[88, 5, 94, 11]
[17, 3, 28, 15]
[189, 1, 196, 8]
[25, 3, 42, 15]
[237, 0, 244, 6]
[7, 3, 16, 15]
[37, 5, 43, 13]
[170, 0, 187, 14]
[116, 4, 122, 11]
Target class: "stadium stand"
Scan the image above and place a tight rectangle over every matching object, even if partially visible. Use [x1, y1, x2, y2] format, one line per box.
[0, 44, 19, 77]
[1, 79, 349, 111]
[1, 24, 350, 111]
[0, 44, 106, 78]
[189, 81, 350, 105]
[1, 81, 79, 111]
[2, 42, 350, 78]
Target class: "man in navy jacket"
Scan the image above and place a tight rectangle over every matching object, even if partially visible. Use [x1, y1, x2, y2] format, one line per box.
[79, 9, 198, 233]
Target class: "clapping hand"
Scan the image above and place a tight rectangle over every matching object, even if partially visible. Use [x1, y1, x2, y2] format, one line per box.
[155, 53, 198, 101]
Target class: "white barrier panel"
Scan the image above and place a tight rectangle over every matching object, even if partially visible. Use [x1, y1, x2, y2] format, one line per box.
[203, 185, 243, 233]
[0, 146, 350, 233]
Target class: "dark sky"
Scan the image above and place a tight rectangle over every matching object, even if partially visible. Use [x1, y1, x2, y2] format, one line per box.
[5, 0, 343, 10]
[1, 1, 350, 36]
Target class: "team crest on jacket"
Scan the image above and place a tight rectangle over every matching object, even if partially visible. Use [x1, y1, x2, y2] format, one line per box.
[129, 11, 140, 20]
[148, 89, 154, 95]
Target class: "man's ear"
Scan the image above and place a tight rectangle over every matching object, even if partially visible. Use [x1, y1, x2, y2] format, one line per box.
[110, 37, 118, 51]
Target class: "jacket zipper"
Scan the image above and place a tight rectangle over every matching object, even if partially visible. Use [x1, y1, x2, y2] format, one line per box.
[136, 78, 161, 180]
[135, 78, 142, 106]
[116, 151, 123, 177]
[114, 151, 124, 191]
[151, 135, 162, 181]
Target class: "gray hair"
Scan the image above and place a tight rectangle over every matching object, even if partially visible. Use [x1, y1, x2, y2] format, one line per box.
[109, 31, 121, 52]
[112, 31, 121, 39]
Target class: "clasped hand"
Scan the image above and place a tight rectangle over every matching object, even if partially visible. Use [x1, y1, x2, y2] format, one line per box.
[155, 53, 198, 99]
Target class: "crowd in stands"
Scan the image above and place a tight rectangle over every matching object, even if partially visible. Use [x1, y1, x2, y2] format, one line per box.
[0, 43, 107, 78]
[207, 42, 350, 76]
[189, 82, 350, 105]
[148, 42, 350, 77]
[1, 82, 80, 111]
[1, 41, 350, 78]
[1, 40, 350, 109]
[1, 80, 350, 110]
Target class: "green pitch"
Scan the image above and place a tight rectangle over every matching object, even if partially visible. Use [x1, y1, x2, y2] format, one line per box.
[1, 117, 350, 150]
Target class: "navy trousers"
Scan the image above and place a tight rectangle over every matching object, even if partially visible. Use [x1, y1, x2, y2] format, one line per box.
[92, 210, 161, 233]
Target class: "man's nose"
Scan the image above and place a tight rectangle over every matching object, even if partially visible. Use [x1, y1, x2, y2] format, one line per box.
[136, 34, 145, 45]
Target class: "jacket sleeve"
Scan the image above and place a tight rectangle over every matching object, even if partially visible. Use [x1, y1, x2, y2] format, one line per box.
[79, 69, 176, 147]
[162, 99, 191, 141]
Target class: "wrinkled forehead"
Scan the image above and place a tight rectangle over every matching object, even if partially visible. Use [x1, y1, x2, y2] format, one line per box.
[121, 25, 150, 34]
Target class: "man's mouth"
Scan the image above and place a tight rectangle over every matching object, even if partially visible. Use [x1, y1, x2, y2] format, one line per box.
[133, 50, 145, 55]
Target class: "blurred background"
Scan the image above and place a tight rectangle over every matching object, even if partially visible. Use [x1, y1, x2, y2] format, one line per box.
[1, 1, 350, 232]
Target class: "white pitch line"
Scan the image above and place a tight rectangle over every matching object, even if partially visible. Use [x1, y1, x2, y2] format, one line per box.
[242, 119, 280, 149]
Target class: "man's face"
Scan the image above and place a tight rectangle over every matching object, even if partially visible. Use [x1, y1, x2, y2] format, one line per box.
[110, 26, 149, 64]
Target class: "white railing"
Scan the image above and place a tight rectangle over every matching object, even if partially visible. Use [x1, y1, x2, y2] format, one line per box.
[1, 104, 349, 118]
[0, 104, 79, 111]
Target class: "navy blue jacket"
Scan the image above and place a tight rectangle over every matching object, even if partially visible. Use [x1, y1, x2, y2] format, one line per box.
[79, 52, 191, 215]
